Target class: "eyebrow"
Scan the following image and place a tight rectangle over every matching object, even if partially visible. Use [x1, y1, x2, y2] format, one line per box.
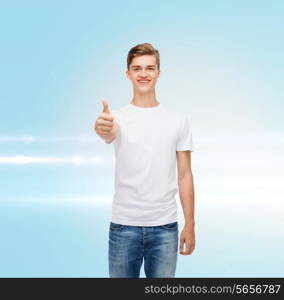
[131, 65, 156, 68]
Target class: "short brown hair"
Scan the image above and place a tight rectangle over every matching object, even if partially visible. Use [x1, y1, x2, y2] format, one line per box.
[127, 43, 160, 71]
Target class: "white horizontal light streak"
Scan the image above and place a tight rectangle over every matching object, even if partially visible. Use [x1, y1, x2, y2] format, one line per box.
[23, 195, 113, 204]
[194, 177, 284, 192]
[0, 156, 110, 165]
[0, 135, 100, 144]
[0, 133, 283, 144]
[196, 132, 284, 145]
[0, 152, 282, 167]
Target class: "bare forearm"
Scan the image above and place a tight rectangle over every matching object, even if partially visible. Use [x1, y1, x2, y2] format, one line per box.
[178, 172, 195, 226]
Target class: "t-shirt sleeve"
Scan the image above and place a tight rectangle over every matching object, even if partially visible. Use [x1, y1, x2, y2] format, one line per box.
[176, 114, 194, 152]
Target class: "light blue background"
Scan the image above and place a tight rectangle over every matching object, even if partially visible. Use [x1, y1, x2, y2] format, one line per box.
[0, 0, 283, 277]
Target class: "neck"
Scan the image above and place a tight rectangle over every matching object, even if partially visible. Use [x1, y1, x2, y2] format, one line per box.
[130, 89, 159, 108]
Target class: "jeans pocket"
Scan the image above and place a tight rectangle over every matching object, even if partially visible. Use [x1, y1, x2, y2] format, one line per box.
[110, 222, 124, 231]
[160, 221, 178, 230]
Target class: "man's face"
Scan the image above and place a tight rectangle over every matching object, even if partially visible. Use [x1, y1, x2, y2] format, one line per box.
[126, 55, 160, 92]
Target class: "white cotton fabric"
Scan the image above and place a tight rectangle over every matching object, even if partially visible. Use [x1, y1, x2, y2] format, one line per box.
[104, 102, 194, 226]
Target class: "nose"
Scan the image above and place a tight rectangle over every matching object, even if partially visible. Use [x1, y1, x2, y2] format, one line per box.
[140, 68, 148, 77]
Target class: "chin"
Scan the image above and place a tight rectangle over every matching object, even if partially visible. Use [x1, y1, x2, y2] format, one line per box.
[136, 87, 153, 93]
[136, 84, 153, 89]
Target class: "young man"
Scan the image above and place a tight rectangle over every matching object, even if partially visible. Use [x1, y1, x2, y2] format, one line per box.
[94, 43, 195, 278]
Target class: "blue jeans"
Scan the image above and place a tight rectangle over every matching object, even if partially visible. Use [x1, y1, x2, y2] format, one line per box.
[108, 221, 179, 278]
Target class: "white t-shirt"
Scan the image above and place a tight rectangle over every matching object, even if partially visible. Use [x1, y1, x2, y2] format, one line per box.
[104, 102, 194, 226]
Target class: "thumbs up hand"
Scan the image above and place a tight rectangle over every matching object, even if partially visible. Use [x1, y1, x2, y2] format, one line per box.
[94, 100, 117, 143]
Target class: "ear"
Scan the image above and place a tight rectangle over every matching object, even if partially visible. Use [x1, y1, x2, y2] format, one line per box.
[125, 70, 130, 80]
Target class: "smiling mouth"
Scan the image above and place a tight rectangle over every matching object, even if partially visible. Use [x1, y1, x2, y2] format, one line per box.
[137, 80, 151, 85]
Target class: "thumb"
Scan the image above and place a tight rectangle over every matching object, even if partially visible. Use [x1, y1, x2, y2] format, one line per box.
[102, 100, 110, 114]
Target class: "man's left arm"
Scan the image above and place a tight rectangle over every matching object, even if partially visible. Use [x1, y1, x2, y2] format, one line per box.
[176, 150, 195, 255]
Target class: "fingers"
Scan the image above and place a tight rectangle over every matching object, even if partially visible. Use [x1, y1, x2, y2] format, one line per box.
[179, 237, 184, 254]
[98, 119, 113, 127]
[96, 119, 114, 133]
[179, 239, 195, 255]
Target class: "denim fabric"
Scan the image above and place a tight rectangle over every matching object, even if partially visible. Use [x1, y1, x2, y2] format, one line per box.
[108, 221, 179, 278]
